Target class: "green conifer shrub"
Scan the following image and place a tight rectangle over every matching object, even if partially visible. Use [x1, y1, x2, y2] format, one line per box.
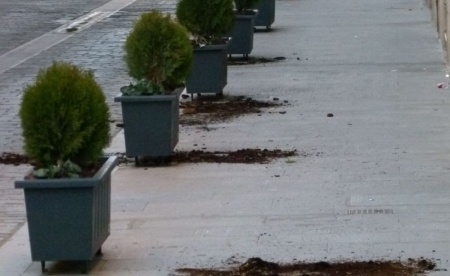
[19, 61, 111, 174]
[123, 10, 193, 94]
[176, 0, 235, 44]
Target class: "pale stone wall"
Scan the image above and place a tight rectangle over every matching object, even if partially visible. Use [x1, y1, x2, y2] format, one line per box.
[429, 0, 450, 64]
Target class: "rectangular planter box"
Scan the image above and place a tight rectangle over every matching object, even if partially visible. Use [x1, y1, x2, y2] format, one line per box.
[254, 0, 275, 29]
[14, 156, 118, 271]
[228, 13, 256, 56]
[114, 88, 182, 159]
[186, 40, 230, 96]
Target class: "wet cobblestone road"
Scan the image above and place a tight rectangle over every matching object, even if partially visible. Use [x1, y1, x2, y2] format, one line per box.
[0, 0, 177, 248]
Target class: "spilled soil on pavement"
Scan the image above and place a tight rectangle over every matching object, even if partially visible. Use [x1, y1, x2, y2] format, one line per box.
[130, 148, 299, 167]
[227, 56, 286, 66]
[2, 149, 299, 167]
[177, 257, 440, 276]
[180, 96, 287, 126]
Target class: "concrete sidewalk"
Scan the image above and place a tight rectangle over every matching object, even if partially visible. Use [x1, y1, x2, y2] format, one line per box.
[1, 0, 450, 275]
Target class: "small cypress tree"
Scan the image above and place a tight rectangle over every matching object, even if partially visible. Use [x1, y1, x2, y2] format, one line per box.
[176, 0, 235, 44]
[19, 61, 111, 171]
[123, 10, 193, 93]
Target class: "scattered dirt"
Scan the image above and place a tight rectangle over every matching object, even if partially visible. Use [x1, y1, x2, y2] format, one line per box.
[0, 152, 31, 166]
[176, 257, 440, 276]
[0, 152, 104, 178]
[180, 96, 285, 126]
[174, 149, 297, 164]
[227, 56, 286, 66]
[133, 148, 298, 167]
[2, 149, 300, 175]
[1, 148, 299, 168]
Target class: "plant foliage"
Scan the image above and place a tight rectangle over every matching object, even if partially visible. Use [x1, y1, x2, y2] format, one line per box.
[120, 79, 163, 96]
[33, 160, 81, 179]
[234, 0, 262, 13]
[19, 61, 111, 177]
[176, 0, 235, 44]
[123, 10, 193, 94]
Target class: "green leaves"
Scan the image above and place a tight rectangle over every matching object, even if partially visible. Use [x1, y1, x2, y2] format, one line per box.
[120, 79, 164, 96]
[33, 160, 82, 179]
[176, 0, 235, 44]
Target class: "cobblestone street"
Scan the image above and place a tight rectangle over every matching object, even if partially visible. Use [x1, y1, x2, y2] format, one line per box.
[0, 0, 176, 248]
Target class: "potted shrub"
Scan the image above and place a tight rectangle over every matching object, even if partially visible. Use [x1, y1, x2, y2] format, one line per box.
[176, 0, 235, 97]
[15, 61, 118, 274]
[253, 0, 276, 30]
[228, 0, 261, 58]
[114, 10, 193, 164]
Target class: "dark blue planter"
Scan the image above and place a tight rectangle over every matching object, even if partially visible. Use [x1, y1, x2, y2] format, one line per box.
[228, 13, 256, 57]
[114, 88, 182, 160]
[186, 40, 230, 96]
[14, 156, 118, 274]
[254, 0, 275, 30]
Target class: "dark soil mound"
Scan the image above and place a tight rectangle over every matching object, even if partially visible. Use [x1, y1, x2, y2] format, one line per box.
[0, 152, 31, 166]
[227, 56, 286, 65]
[134, 148, 298, 166]
[180, 96, 285, 126]
[176, 257, 440, 276]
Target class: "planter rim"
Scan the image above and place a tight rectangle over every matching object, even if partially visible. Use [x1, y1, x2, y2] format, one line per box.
[194, 38, 231, 51]
[14, 155, 118, 189]
[234, 9, 259, 18]
[114, 87, 184, 103]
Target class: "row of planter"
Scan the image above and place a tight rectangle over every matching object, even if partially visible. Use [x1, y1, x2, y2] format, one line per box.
[14, 0, 276, 274]
[117, 0, 276, 163]
[187, 0, 275, 95]
[229, 0, 276, 56]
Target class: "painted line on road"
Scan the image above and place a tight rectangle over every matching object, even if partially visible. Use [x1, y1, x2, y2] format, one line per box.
[63, 11, 104, 32]
[0, 0, 136, 76]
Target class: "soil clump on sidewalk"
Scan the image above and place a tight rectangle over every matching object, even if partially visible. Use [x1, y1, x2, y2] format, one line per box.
[227, 56, 286, 65]
[177, 257, 439, 275]
[134, 148, 298, 166]
[180, 96, 286, 126]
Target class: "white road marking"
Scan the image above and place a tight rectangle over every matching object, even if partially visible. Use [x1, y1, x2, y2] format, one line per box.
[0, 0, 136, 75]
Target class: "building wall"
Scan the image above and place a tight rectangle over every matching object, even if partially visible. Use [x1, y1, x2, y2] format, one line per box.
[428, 0, 450, 65]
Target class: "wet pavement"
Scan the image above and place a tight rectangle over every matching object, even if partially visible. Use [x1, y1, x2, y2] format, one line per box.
[0, 0, 175, 250]
[1, 0, 450, 275]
